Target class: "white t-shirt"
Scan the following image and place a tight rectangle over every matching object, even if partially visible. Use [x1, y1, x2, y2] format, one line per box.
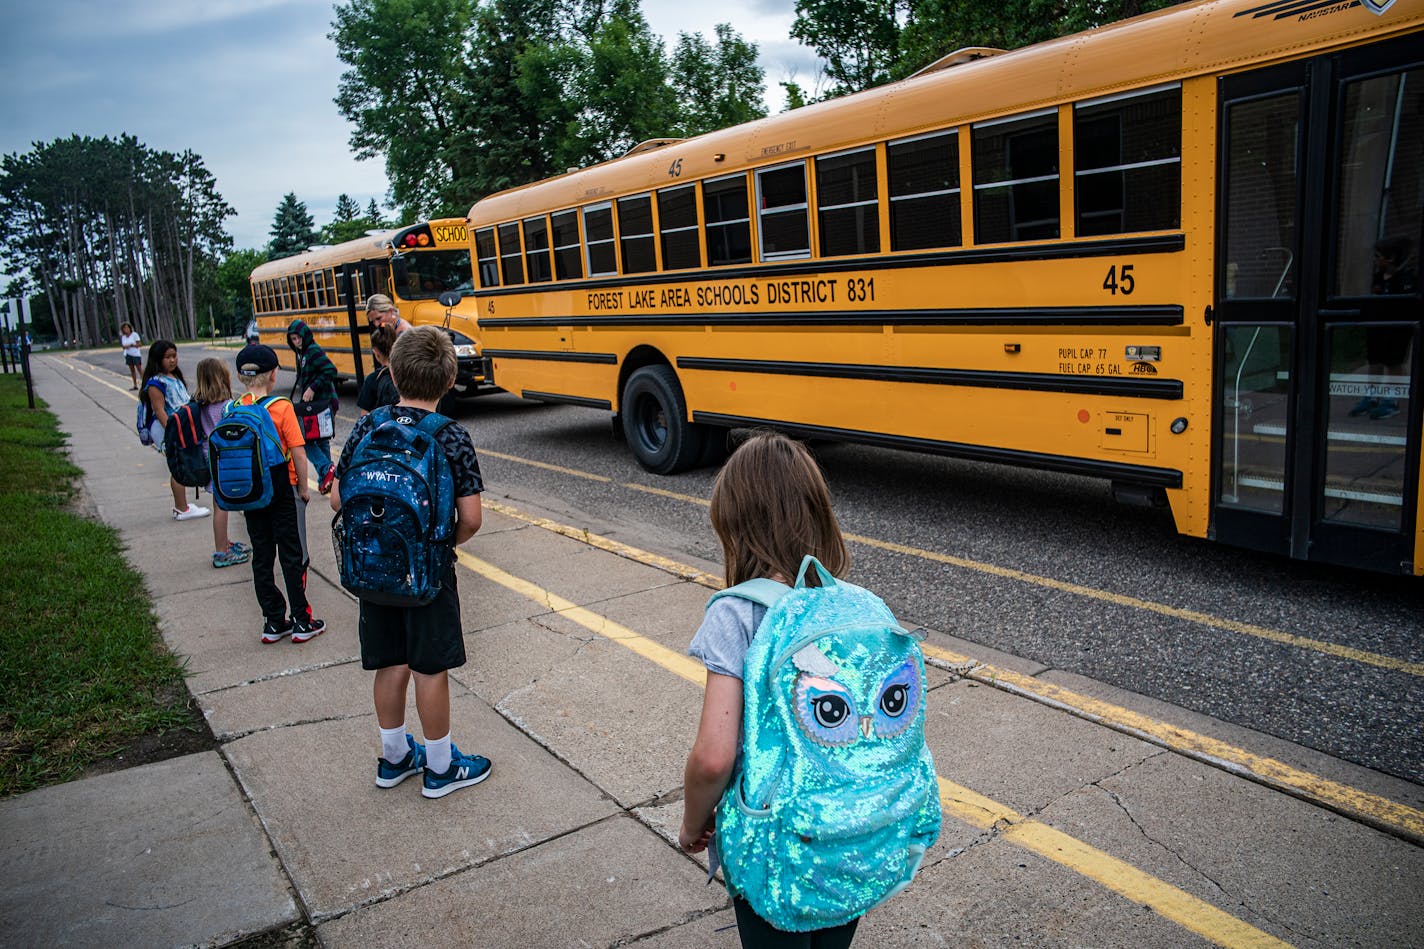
[120, 332, 141, 358]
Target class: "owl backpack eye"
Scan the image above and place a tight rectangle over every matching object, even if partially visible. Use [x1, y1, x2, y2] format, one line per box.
[814, 694, 850, 728]
[872, 659, 921, 738]
[794, 675, 859, 746]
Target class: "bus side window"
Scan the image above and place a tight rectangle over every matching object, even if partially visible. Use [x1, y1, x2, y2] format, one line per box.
[524, 215, 553, 283]
[974, 109, 1060, 243]
[658, 186, 701, 270]
[498, 222, 525, 286]
[475, 227, 500, 288]
[757, 161, 810, 261]
[584, 203, 617, 276]
[704, 174, 752, 266]
[618, 195, 657, 274]
[817, 147, 879, 257]
[888, 130, 961, 251]
[1074, 85, 1181, 237]
[551, 210, 583, 279]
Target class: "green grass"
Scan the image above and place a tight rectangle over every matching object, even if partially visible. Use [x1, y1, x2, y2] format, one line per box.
[0, 375, 193, 795]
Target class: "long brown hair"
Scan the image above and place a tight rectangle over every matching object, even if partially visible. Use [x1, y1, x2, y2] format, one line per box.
[193, 357, 233, 405]
[709, 431, 849, 587]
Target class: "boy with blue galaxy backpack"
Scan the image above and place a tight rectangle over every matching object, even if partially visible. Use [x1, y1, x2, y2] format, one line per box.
[329, 326, 490, 799]
[680, 432, 940, 947]
[213, 344, 326, 645]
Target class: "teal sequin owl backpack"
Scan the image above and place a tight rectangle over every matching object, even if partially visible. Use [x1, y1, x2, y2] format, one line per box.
[710, 555, 941, 932]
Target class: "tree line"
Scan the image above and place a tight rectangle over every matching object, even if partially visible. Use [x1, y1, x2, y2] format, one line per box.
[0, 135, 232, 347]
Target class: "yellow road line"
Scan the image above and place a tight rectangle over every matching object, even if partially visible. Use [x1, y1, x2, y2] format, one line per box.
[480, 446, 1424, 678]
[480, 498, 1424, 847]
[451, 545, 1292, 948]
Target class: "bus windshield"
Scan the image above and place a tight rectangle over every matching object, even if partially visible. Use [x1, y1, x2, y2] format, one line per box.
[395, 249, 476, 300]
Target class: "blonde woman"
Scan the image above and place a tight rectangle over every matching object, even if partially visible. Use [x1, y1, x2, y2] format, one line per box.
[365, 293, 412, 335]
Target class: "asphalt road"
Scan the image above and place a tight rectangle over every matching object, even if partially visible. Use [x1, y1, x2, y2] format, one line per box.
[91, 343, 1424, 787]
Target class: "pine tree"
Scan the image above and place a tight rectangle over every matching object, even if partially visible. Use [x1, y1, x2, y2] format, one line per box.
[333, 193, 361, 222]
[365, 199, 385, 226]
[267, 193, 318, 259]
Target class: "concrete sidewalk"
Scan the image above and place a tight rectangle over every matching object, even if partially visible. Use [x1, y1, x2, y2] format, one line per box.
[3, 354, 1422, 949]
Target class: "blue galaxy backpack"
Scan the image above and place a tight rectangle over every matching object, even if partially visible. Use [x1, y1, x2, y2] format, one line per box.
[710, 556, 941, 932]
[209, 396, 290, 511]
[333, 406, 456, 607]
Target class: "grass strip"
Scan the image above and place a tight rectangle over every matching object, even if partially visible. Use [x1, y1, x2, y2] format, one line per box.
[0, 374, 192, 796]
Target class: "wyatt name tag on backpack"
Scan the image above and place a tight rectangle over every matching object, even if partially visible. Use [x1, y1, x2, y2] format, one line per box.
[710, 556, 941, 932]
[333, 406, 455, 607]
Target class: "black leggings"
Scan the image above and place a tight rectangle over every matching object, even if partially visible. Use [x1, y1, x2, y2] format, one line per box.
[732, 898, 859, 949]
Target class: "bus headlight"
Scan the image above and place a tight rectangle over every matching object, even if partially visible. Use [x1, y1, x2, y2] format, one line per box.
[446, 329, 477, 358]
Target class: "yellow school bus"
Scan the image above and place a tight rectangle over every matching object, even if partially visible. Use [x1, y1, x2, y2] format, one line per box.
[249, 218, 490, 396]
[467, 0, 1424, 575]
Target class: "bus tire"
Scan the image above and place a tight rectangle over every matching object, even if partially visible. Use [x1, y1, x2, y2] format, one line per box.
[621, 365, 704, 474]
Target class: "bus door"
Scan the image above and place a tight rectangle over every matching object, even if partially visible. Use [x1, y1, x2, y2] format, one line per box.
[1213, 35, 1423, 574]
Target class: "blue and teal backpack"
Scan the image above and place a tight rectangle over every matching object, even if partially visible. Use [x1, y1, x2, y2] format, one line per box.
[710, 556, 941, 932]
[209, 396, 290, 511]
[332, 406, 456, 607]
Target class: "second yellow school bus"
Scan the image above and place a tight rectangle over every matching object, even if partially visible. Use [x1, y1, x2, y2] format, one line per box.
[249, 218, 491, 396]
[467, 0, 1423, 575]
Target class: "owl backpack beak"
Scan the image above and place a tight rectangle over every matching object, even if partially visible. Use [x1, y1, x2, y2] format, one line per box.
[860, 716, 874, 739]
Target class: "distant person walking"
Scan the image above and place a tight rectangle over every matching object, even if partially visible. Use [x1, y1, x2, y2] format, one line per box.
[119, 323, 142, 389]
[142, 340, 209, 522]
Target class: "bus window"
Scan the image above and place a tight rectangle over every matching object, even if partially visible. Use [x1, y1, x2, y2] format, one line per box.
[584, 203, 617, 276]
[658, 185, 701, 270]
[888, 131, 961, 251]
[524, 215, 553, 283]
[552, 210, 583, 279]
[618, 194, 657, 274]
[816, 147, 879, 257]
[1074, 85, 1181, 237]
[973, 109, 1060, 243]
[475, 227, 499, 288]
[704, 174, 752, 266]
[499, 222, 525, 285]
[1334, 68, 1422, 298]
[1224, 94, 1299, 299]
[757, 162, 810, 260]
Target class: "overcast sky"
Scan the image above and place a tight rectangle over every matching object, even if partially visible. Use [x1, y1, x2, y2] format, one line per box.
[0, 0, 818, 268]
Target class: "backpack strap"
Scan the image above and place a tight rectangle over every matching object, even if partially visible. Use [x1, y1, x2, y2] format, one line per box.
[707, 578, 791, 611]
[413, 411, 455, 442]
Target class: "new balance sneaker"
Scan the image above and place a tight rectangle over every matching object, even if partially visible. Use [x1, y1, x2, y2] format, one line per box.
[260, 617, 293, 644]
[318, 464, 336, 495]
[291, 616, 326, 643]
[422, 747, 491, 799]
[376, 735, 427, 788]
[1370, 398, 1400, 420]
[212, 546, 251, 568]
[228, 541, 252, 555]
[173, 504, 211, 521]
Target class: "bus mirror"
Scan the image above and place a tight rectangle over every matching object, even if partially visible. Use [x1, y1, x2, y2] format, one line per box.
[438, 290, 461, 308]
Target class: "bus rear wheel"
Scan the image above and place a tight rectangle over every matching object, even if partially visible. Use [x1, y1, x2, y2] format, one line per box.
[621, 365, 704, 474]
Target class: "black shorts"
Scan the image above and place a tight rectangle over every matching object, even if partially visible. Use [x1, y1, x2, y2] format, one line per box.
[358, 564, 465, 675]
[124, 354, 142, 367]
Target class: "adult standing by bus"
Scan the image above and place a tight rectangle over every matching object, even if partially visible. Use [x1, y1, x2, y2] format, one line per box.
[365, 294, 412, 336]
[119, 322, 142, 389]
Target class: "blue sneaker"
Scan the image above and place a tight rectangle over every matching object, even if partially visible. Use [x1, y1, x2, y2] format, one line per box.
[375, 734, 426, 788]
[422, 746, 491, 799]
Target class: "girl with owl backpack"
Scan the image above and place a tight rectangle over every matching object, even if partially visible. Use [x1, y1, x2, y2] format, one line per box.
[679, 432, 941, 947]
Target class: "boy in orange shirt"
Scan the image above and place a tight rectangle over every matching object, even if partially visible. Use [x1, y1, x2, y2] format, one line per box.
[233, 344, 326, 645]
